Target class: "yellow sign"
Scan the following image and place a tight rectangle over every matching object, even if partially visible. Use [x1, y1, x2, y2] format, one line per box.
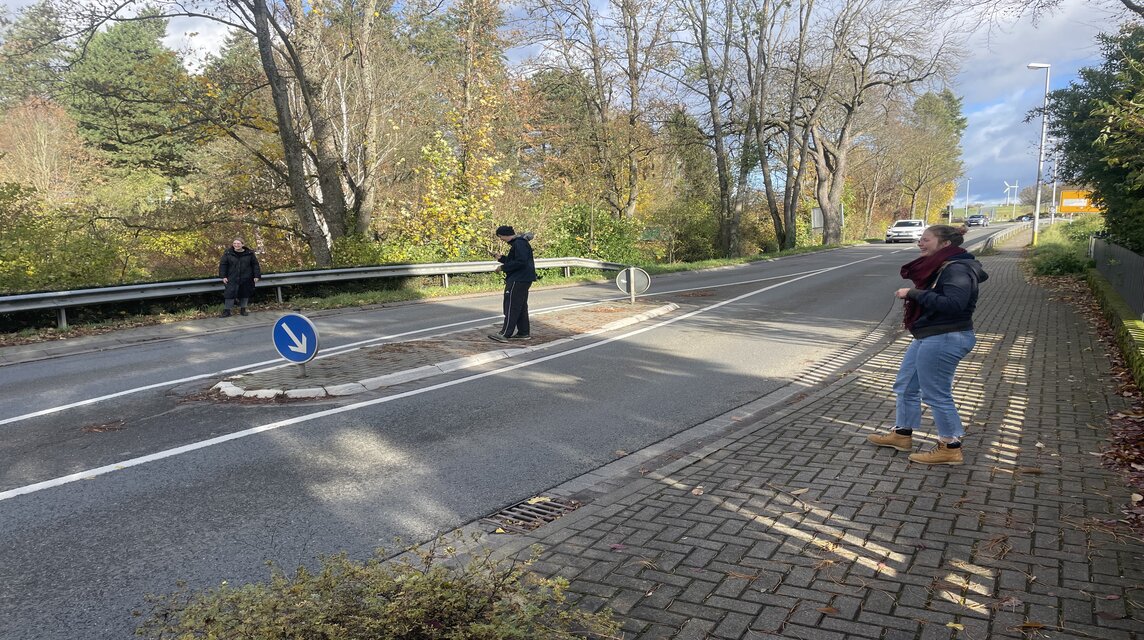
[1058, 190, 1101, 213]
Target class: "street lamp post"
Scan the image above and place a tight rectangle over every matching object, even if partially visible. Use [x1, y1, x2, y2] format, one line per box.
[1028, 62, 1051, 246]
[1049, 163, 1058, 224]
[963, 177, 970, 222]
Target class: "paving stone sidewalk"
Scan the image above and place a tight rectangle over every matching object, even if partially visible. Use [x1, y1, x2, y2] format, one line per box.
[494, 236, 1144, 639]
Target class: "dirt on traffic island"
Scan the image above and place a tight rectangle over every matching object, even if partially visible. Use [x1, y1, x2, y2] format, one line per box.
[207, 300, 674, 403]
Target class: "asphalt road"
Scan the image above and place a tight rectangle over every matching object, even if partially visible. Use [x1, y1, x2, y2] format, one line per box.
[0, 232, 1007, 639]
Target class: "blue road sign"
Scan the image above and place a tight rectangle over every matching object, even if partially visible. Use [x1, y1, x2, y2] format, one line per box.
[272, 313, 319, 363]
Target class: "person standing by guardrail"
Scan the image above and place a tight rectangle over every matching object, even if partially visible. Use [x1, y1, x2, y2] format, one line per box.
[488, 225, 537, 342]
[218, 238, 261, 317]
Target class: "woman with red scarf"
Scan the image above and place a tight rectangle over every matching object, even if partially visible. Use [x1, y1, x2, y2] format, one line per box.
[868, 224, 988, 465]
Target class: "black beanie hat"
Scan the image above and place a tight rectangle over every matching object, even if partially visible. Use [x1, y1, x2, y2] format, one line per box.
[495, 225, 515, 237]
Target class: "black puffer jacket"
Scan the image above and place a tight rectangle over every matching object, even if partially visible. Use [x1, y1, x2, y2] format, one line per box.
[905, 252, 989, 338]
[219, 247, 262, 299]
[498, 235, 537, 283]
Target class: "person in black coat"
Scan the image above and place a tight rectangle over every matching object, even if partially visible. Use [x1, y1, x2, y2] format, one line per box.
[488, 225, 537, 342]
[218, 238, 261, 317]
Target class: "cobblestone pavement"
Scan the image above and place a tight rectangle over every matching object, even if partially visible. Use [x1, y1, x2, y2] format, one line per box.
[489, 235, 1144, 640]
[215, 300, 677, 398]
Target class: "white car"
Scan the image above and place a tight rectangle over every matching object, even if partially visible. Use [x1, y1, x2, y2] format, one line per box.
[885, 219, 926, 243]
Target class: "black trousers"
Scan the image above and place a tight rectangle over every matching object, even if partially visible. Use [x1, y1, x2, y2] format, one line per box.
[500, 280, 532, 337]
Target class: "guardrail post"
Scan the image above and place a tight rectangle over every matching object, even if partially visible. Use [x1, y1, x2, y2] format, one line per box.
[442, 274, 449, 288]
[276, 287, 284, 303]
[564, 266, 570, 277]
[57, 308, 68, 330]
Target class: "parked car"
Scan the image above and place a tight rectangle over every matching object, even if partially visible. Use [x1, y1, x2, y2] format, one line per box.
[885, 219, 926, 243]
[966, 214, 989, 227]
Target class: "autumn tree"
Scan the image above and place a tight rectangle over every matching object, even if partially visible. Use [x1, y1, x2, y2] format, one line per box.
[38, 0, 443, 267]
[522, 0, 671, 220]
[0, 97, 99, 203]
[803, 0, 960, 245]
[898, 90, 965, 221]
[752, 0, 817, 250]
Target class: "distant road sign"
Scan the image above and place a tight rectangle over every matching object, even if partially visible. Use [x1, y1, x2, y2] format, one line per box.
[1059, 190, 1101, 214]
[272, 313, 319, 363]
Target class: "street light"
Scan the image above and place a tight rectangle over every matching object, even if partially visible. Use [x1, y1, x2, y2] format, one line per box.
[1028, 62, 1050, 246]
[963, 177, 971, 221]
[1049, 162, 1058, 224]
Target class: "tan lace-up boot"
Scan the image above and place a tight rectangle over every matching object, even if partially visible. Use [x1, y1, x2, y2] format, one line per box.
[908, 442, 964, 465]
[867, 430, 913, 452]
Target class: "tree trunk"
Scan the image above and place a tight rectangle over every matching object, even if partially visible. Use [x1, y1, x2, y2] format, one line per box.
[251, 0, 334, 266]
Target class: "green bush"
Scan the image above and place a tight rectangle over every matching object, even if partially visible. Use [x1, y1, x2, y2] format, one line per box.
[545, 204, 640, 264]
[1028, 221, 1095, 276]
[1029, 244, 1091, 275]
[1058, 213, 1105, 242]
[0, 184, 126, 292]
[136, 539, 620, 640]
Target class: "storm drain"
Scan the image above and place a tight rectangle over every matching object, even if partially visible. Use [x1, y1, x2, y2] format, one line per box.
[481, 495, 581, 534]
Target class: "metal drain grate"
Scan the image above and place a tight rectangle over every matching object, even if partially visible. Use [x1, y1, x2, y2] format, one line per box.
[481, 495, 581, 534]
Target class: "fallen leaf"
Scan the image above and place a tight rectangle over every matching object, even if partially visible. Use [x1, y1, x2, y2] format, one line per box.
[1132, 494, 1143, 503]
[1017, 622, 1046, 630]
[994, 596, 1023, 609]
[1035, 442, 1045, 448]
[946, 622, 964, 630]
[609, 543, 627, 551]
[691, 486, 704, 496]
[526, 496, 551, 505]
[816, 606, 839, 615]
[790, 488, 809, 496]
[1105, 594, 1122, 600]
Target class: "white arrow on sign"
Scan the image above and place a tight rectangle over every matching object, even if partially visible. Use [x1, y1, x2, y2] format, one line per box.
[280, 323, 308, 353]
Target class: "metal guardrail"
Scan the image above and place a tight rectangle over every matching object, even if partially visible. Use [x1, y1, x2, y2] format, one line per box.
[0, 257, 628, 329]
[982, 222, 1029, 252]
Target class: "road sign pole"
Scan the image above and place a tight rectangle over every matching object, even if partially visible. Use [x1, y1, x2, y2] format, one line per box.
[628, 266, 636, 304]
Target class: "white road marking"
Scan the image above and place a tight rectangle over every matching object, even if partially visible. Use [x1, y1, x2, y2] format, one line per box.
[0, 254, 883, 502]
[0, 266, 838, 426]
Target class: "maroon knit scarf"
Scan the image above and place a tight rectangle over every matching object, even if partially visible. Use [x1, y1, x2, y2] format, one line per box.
[900, 244, 966, 329]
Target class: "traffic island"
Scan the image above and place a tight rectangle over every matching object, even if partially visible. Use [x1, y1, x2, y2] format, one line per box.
[210, 301, 678, 401]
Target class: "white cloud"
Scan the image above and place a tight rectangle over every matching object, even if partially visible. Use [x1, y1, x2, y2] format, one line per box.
[953, 0, 1123, 205]
[163, 16, 235, 71]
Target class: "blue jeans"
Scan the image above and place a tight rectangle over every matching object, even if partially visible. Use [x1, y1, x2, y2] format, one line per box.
[893, 330, 976, 440]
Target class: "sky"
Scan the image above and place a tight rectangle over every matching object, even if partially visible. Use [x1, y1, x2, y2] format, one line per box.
[953, 1, 1123, 207]
[2, 0, 1125, 208]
